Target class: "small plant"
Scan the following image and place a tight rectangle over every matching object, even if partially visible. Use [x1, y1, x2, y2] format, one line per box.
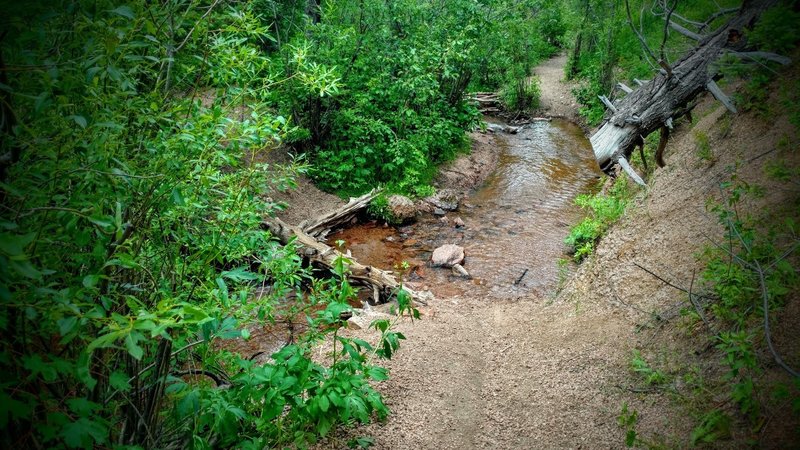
[618, 403, 641, 447]
[630, 350, 669, 386]
[565, 179, 629, 261]
[694, 130, 713, 162]
[553, 258, 571, 296]
[368, 194, 395, 224]
[690, 410, 732, 445]
[500, 76, 541, 111]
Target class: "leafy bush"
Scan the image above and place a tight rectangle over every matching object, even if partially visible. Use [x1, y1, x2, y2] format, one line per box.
[501, 76, 542, 111]
[692, 173, 800, 443]
[271, 0, 564, 197]
[0, 2, 412, 447]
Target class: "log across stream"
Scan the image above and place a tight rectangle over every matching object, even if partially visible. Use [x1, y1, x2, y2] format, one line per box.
[333, 118, 602, 301]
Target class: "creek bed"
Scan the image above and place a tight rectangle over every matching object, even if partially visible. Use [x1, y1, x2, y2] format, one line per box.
[332, 118, 602, 301]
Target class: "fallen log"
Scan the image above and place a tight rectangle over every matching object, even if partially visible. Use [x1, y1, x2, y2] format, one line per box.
[264, 217, 431, 306]
[299, 189, 379, 239]
[590, 0, 779, 176]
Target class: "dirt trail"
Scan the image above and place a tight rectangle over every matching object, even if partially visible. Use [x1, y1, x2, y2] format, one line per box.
[533, 54, 581, 123]
[334, 55, 679, 449]
[334, 53, 800, 448]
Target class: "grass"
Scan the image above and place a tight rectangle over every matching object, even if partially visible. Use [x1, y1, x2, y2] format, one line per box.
[565, 178, 630, 262]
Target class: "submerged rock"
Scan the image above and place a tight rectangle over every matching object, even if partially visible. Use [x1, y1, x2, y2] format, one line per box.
[431, 244, 465, 267]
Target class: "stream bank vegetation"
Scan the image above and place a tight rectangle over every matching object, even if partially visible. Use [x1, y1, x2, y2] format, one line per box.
[0, 0, 567, 447]
[619, 169, 800, 447]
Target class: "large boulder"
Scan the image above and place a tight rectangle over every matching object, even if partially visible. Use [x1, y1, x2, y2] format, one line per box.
[431, 244, 465, 267]
[387, 195, 417, 223]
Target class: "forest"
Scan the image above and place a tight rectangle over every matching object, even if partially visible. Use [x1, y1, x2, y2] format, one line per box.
[0, 0, 798, 448]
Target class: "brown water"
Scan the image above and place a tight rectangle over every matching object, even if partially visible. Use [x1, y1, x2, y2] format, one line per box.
[332, 119, 602, 301]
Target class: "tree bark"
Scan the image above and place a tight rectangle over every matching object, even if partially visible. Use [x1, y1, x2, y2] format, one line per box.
[590, 0, 778, 174]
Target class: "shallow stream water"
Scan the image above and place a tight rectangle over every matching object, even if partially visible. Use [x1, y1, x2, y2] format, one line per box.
[332, 118, 602, 301]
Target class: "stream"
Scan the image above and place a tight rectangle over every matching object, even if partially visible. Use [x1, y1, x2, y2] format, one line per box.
[332, 118, 602, 301]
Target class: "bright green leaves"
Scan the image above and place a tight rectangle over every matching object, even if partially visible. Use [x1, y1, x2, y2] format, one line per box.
[565, 178, 629, 262]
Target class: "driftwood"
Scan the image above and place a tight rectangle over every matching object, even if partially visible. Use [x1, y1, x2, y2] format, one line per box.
[299, 189, 379, 239]
[264, 217, 431, 305]
[470, 92, 502, 113]
[590, 0, 781, 180]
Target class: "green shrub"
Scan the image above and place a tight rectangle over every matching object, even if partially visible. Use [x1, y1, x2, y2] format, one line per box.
[501, 76, 542, 111]
[0, 2, 413, 447]
[630, 351, 669, 386]
[565, 180, 629, 261]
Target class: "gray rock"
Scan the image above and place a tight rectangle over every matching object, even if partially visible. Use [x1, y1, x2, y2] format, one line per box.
[433, 208, 446, 216]
[387, 195, 417, 223]
[431, 244, 465, 267]
[347, 309, 393, 330]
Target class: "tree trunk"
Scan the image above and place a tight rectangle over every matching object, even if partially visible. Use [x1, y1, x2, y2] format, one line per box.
[590, 0, 777, 174]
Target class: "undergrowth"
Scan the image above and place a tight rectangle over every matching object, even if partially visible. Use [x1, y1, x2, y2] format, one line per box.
[565, 177, 630, 262]
[619, 170, 800, 447]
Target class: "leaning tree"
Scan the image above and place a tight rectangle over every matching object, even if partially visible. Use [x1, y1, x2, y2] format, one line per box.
[589, 0, 791, 185]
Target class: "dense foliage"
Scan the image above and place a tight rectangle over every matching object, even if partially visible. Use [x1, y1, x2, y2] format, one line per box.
[268, 0, 566, 195]
[0, 0, 569, 447]
[0, 1, 416, 447]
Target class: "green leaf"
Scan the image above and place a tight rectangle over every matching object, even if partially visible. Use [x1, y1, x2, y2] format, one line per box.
[0, 232, 36, 256]
[10, 259, 41, 279]
[87, 330, 124, 352]
[82, 274, 100, 288]
[109, 371, 131, 392]
[109, 6, 135, 19]
[222, 267, 261, 282]
[61, 417, 108, 448]
[319, 394, 330, 412]
[171, 187, 185, 206]
[0, 391, 33, 427]
[216, 277, 229, 305]
[318, 416, 332, 437]
[57, 316, 78, 336]
[75, 351, 96, 390]
[367, 367, 388, 381]
[66, 398, 99, 416]
[67, 115, 87, 129]
[125, 334, 144, 360]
